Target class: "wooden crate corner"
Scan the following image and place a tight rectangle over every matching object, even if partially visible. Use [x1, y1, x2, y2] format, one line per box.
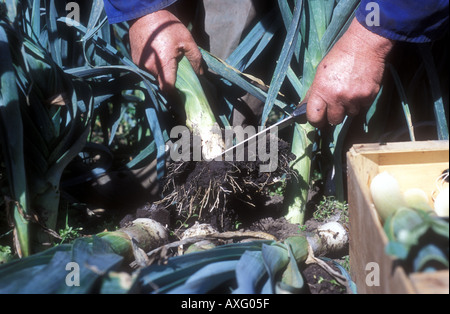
[347, 140, 449, 294]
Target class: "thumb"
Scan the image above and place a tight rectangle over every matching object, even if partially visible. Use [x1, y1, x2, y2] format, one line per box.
[184, 44, 204, 76]
[306, 91, 328, 128]
[158, 57, 179, 92]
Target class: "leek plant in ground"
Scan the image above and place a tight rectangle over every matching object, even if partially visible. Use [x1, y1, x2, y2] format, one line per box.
[275, 0, 448, 221]
[1, 1, 94, 255]
[0, 0, 173, 255]
[265, 0, 360, 224]
[196, 0, 360, 224]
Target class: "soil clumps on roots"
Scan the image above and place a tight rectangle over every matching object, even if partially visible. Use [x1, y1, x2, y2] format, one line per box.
[157, 135, 297, 235]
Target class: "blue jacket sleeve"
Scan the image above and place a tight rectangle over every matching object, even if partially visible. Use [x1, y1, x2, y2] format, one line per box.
[356, 0, 449, 43]
[103, 0, 178, 24]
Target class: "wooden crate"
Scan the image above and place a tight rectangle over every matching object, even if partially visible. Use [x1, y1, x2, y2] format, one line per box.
[347, 141, 449, 294]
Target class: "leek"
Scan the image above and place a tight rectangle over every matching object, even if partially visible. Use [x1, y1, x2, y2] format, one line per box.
[434, 187, 449, 218]
[175, 57, 225, 161]
[284, 0, 360, 224]
[370, 172, 406, 221]
[404, 188, 433, 212]
[97, 218, 169, 260]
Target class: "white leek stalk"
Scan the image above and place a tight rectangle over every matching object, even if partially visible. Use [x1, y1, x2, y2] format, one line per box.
[176, 57, 225, 160]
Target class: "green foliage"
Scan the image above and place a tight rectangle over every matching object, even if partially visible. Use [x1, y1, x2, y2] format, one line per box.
[0, 245, 13, 264]
[0, 0, 172, 255]
[0, 237, 123, 293]
[0, 235, 313, 294]
[135, 236, 311, 294]
[57, 214, 83, 245]
[384, 207, 449, 273]
[0, 0, 95, 255]
[313, 196, 349, 224]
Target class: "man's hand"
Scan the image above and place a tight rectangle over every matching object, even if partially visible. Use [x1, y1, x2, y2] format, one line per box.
[129, 10, 203, 91]
[305, 19, 394, 127]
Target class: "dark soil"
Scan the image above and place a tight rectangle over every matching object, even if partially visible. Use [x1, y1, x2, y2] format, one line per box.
[245, 217, 300, 241]
[115, 135, 351, 294]
[303, 262, 348, 294]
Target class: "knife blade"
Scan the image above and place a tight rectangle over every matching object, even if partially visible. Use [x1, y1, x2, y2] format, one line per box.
[217, 103, 307, 159]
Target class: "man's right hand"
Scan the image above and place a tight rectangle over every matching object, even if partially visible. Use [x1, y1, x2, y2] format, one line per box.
[305, 19, 394, 127]
[129, 10, 203, 91]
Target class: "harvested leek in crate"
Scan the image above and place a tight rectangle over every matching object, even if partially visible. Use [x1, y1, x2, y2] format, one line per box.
[347, 141, 449, 294]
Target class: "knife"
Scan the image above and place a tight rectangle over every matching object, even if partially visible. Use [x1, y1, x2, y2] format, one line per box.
[216, 103, 307, 159]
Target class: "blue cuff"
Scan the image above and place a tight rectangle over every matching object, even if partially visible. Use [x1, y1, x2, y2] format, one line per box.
[103, 0, 179, 24]
[356, 0, 449, 43]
